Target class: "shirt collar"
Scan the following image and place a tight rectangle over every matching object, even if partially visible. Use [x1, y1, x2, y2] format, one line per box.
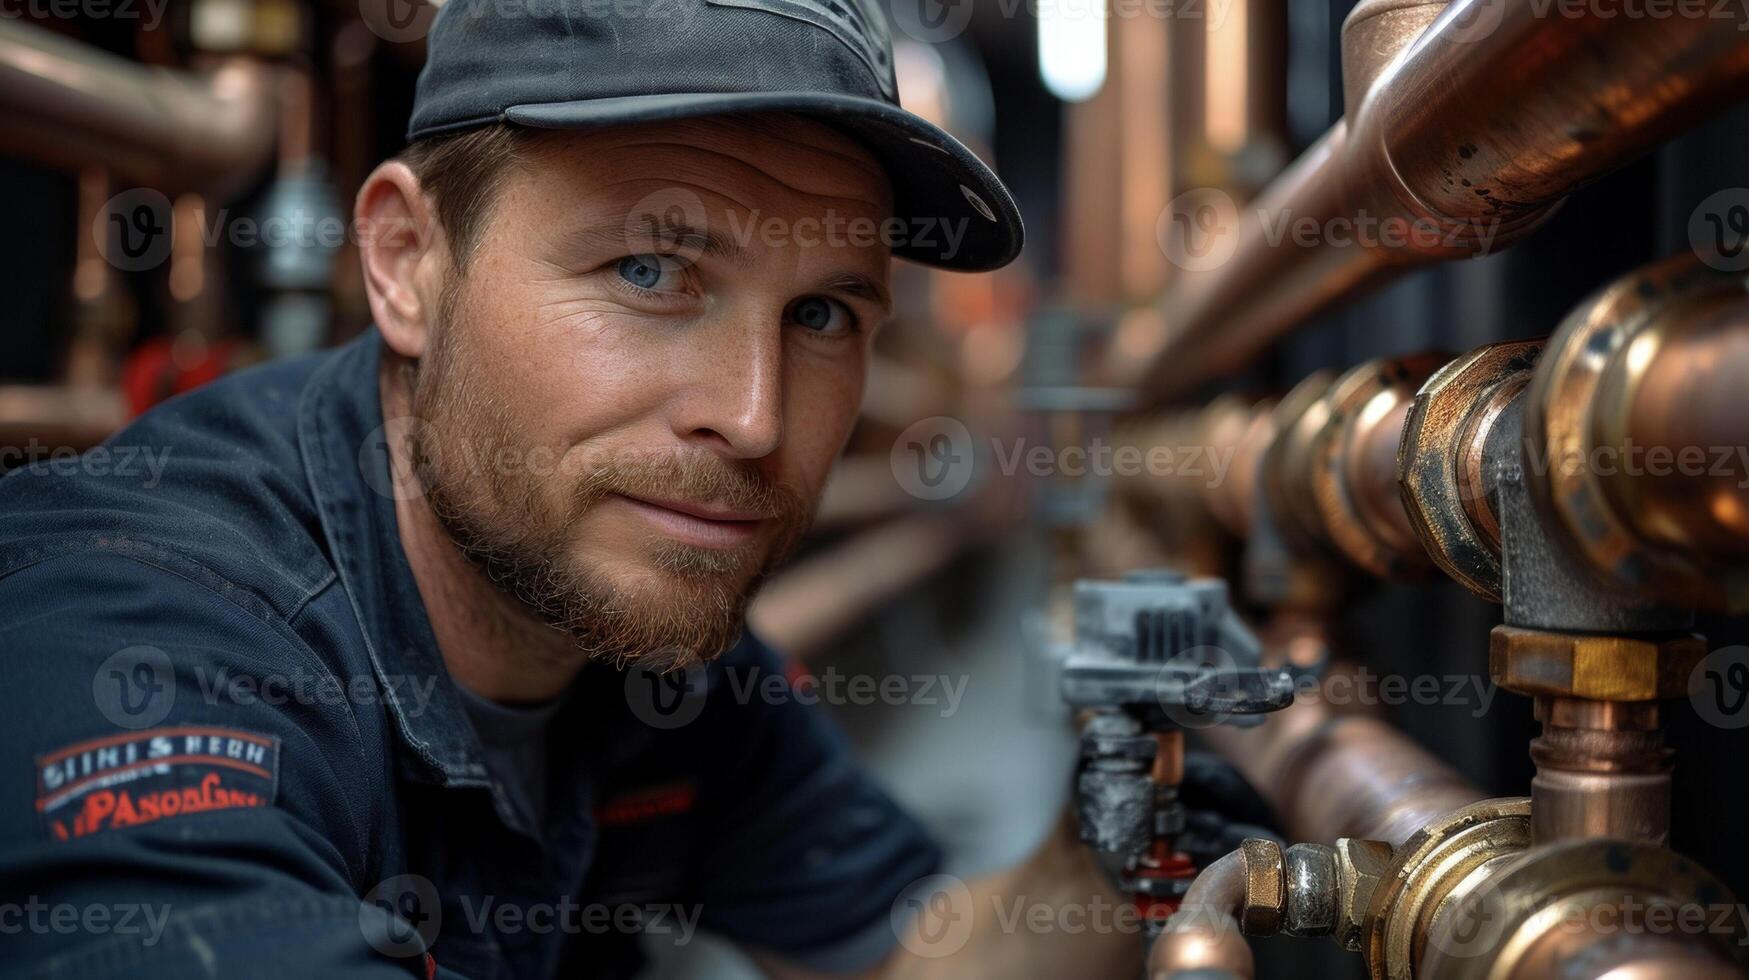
[297, 328, 492, 788]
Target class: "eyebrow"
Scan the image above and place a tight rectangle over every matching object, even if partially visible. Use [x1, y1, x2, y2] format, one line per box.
[561, 216, 754, 270]
[818, 271, 894, 317]
[562, 214, 893, 313]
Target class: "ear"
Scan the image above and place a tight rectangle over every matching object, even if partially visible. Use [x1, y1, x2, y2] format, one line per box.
[355, 160, 449, 360]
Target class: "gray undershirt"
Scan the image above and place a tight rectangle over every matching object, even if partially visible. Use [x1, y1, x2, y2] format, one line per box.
[455, 683, 567, 830]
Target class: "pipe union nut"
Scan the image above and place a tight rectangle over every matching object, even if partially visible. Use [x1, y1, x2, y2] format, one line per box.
[1239, 838, 1286, 935]
[1283, 843, 1338, 937]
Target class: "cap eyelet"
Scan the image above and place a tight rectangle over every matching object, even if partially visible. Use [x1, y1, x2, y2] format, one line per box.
[960, 184, 996, 222]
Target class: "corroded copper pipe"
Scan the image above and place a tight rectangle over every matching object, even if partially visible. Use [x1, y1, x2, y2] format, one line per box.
[1131, 0, 1749, 403]
[0, 20, 277, 196]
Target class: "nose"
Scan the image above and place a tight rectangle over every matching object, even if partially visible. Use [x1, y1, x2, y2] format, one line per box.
[672, 319, 785, 460]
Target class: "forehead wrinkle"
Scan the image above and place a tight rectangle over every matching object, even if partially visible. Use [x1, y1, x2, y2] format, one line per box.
[563, 140, 891, 212]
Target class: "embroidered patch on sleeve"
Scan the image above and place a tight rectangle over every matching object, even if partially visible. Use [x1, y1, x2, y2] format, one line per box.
[35, 726, 281, 841]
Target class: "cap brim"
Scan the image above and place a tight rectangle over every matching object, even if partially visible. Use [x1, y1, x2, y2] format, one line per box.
[501, 92, 1023, 272]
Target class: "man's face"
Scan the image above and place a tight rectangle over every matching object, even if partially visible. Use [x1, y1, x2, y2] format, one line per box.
[408, 114, 893, 670]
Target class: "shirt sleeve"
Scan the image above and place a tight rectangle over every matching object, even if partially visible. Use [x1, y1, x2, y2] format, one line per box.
[0, 551, 429, 979]
[687, 636, 942, 973]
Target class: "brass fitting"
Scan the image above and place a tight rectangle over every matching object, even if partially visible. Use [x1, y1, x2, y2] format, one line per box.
[1489, 625, 1704, 702]
[1334, 837, 1393, 951]
[1262, 355, 1444, 578]
[1310, 353, 1446, 578]
[1236, 839, 1342, 940]
[1362, 798, 1533, 980]
[1238, 838, 1286, 935]
[1398, 340, 1542, 601]
[1525, 252, 1749, 612]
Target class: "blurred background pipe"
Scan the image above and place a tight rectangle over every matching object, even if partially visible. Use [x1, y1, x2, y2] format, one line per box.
[1124, 0, 1749, 404]
[0, 19, 278, 197]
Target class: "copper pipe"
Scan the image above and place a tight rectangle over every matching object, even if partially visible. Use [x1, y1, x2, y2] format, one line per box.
[1529, 697, 1670, 846]
[1129, 0, 1749, 404]
[0, 20, 277, 197]
[1608, 295, 1749, 556]
[1527, 253, 1749, 610]
[1200, 683, 1482, 846]
[746, 514, 968, 659]
[1348, 395, 1416, 553]
[1149, 849, 1255, 979]
[1509, 920, 1740, 980]
[0, 386, 128, 456]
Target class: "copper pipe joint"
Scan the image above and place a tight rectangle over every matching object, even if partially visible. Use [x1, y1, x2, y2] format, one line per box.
[1529, 697, 1671, 846]
[1527, 252, 1749, 611]
[1399, 340, 1543, 602]
[1257, 355, 1440, 577]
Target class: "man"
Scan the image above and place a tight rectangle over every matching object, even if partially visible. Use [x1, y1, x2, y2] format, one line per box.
[0, 0, 1141, 977]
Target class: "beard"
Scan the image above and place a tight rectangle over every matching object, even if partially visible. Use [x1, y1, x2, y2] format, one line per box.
[405, 289, 813, 673]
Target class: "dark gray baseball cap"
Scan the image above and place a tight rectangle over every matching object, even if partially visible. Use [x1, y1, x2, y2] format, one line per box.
[407, 0, 1023, 271]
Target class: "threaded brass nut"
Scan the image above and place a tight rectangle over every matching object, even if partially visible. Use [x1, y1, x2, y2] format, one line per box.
[1333, 838, 1393, 952]
[1489, 624, 1704, 701]
[1239, 838, 1286, 935]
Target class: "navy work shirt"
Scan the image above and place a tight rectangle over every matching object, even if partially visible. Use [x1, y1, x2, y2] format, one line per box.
[0, 330, 939, 978]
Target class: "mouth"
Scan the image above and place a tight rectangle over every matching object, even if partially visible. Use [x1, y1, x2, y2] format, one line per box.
[612, 493, 767, 549]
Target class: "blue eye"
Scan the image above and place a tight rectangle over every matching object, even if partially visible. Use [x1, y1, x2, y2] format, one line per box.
[617, 254, 671, 290]
[790, 296, 852, 334]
